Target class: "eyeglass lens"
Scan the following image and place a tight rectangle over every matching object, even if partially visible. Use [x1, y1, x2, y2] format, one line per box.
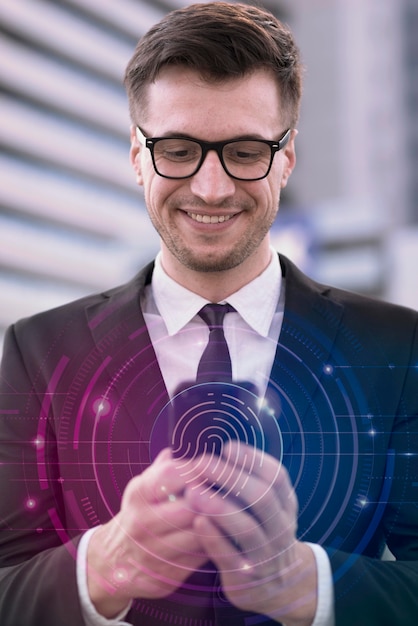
[152, 138, 273, 180]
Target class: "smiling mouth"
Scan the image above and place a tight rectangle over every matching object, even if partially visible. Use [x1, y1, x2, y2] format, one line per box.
[188, 212, 234, 224]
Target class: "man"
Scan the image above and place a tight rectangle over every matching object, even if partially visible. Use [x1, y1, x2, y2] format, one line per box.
[0, 3, 417, 625]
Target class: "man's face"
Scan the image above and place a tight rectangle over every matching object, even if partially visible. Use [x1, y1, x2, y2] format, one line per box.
[130, 66, 296, 281]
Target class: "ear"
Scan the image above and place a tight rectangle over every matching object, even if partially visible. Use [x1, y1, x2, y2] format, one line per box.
[280, 128, 297, 189]
[129, 125, 144, 186]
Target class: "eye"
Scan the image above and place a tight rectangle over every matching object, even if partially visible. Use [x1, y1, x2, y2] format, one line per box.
[156, 139, 200, 162]
[224, 141, 269, 163]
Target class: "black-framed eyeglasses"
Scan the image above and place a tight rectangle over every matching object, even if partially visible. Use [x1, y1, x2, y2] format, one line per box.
[136, 126, 291, 181]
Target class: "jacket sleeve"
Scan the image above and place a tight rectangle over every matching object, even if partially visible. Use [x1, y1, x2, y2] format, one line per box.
[0, 324, 85, 626]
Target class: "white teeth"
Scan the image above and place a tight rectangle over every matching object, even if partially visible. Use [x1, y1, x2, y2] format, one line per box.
[189, 213, 232, 224]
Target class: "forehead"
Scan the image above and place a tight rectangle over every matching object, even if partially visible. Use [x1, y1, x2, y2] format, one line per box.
[141, 66, 284, 139]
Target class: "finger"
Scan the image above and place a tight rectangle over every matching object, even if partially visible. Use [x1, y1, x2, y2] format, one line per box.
[182, 442, 280, 496]
[182, 445, 282, 515]
[224, 441, 295, 506]
[220, 442, 296, 515]
[183, 444, 298, 537]
[193, 514, 256, 574]
[220, 448, 298, 538]
[186, 482, 293, 561]
[187, 487, 269, 555]
[124, 448, 186, 506]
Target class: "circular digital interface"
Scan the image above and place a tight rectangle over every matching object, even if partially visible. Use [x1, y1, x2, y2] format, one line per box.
[151, 382, 283, 460]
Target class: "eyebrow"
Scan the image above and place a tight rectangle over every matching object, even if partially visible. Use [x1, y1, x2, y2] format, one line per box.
[147, 130, 276, 142]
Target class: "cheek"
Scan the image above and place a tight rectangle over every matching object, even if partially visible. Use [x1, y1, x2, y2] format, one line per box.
[144, 185, 162, 225]
[257, 180, 281, 216]
[143, 176, 179, 221]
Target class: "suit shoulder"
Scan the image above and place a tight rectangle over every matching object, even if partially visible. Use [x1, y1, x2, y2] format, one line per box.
[280, 253, 418, 335]
[10, 263, 153, 344]
[323, 282, 417, 323]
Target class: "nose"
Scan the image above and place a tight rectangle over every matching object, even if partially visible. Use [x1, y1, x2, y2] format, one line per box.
[189, 149, 236, 205]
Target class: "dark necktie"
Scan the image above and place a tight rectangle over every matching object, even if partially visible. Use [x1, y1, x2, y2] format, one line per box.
[191, 304, 250, 620]
[197, 303, 234, 383]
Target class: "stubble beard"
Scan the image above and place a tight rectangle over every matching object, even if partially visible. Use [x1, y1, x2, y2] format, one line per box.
[170, 237, 257, 273]
[155, 216, 275, 274]
[147, 195, 278, 274]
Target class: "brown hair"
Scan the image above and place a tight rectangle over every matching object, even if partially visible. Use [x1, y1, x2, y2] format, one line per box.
[124, 2, 303, 127]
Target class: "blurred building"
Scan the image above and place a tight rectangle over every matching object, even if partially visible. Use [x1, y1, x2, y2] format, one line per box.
[0, 0, 417, 348]
[282, 0, 418, 306]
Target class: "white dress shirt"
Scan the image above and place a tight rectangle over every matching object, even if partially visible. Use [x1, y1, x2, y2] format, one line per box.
[142, 250, 284, 398]
[77, 250, 334, 626]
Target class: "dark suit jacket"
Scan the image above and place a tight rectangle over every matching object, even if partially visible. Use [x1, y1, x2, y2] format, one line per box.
[0, 255, 417, 626]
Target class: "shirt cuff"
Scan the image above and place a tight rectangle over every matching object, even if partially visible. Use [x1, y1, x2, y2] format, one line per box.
[77, 527, 133, 626]
[306, 542, 335, 626]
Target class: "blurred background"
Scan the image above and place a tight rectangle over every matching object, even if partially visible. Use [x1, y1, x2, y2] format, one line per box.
[1, 0, 417, 349]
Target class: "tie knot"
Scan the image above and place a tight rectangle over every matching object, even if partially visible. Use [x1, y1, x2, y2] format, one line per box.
[198, 303, 234, 330]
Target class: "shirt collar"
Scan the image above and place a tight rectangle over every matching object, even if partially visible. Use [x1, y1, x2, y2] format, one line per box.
[151, 249, 282, 337]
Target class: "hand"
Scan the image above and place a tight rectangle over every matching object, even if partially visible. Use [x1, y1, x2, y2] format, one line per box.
[184, 442, 318, 625]
[86, 448, 208, 618]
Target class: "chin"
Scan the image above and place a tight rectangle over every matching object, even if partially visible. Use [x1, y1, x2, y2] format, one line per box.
[176, 247, 252, 274]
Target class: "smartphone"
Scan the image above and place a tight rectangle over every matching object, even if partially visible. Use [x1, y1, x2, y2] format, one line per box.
[167, 381, 283, 462]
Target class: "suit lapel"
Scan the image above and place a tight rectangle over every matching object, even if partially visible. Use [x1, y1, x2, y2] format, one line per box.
[83, 262, 170, 469]
[267, 256, 345, 456]
[270, 257, 344, 417]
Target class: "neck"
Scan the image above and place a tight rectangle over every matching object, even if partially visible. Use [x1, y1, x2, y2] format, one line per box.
[160, 244, 273, 302]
